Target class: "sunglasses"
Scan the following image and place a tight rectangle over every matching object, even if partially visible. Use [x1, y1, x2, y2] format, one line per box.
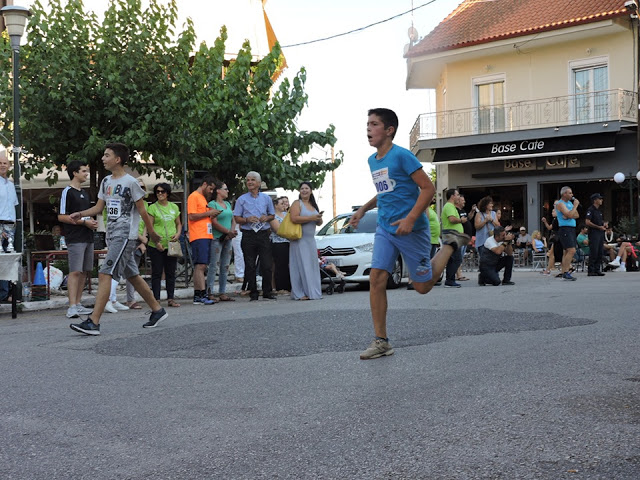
[155, 190, 167, 194]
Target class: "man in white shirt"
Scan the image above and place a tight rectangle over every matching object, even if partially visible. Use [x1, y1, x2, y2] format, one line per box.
[478, 226, 515, 286]
[0, 151, 18, 302]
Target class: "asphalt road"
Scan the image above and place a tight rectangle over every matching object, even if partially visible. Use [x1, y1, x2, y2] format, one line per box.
[1, 270, 639, 479]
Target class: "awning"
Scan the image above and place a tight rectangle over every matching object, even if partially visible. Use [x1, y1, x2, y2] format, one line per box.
[433, 132, 617, 165]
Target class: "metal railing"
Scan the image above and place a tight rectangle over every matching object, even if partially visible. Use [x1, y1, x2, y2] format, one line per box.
[410, 89, 637, 148]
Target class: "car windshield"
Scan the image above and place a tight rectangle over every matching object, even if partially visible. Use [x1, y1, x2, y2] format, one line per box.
[317, 211, 378, 235]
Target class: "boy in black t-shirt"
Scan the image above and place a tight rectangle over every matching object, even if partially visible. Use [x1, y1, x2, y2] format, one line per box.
[58, 160, 99, 319]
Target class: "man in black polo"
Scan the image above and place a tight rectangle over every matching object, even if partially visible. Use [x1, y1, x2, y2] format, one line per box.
[584, 192, 607, 276]
[58, 160, 99, 317]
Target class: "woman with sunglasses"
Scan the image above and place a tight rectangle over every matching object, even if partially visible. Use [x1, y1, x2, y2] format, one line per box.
[206, 180, 237, 301]
[147, 183, 182, 307]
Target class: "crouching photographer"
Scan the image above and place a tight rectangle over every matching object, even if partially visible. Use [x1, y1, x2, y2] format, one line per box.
[478, 225, 516, 286]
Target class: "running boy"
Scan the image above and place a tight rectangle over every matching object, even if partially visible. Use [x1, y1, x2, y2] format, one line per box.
[69, 143, 168, 335]
[349, 108, 469, 360]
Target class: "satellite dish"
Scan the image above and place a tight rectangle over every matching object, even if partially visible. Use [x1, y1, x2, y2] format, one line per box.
[408, 26, 418, 42]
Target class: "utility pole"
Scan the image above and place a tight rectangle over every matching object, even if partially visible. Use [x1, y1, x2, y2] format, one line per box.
[331, 146, 336, 218]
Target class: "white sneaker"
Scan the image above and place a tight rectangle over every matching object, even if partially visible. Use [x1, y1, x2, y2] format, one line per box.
[619, 263, 627, 272]
[112, 301, 130, 311]
[66, 305, 79, 318]
[76, 304, 93, 315]
[104, 302, 118, 314]
[608, 259, 621, 267]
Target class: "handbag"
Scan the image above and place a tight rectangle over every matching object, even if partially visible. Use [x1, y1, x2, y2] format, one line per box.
[167, 240, 183, 258]
[276, 213, 302, 240]
[158, 203, 183, 258]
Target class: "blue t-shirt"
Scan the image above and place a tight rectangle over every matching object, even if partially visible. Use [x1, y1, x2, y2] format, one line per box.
[556, 200, 576, 227]
[368, 144, 428, 234]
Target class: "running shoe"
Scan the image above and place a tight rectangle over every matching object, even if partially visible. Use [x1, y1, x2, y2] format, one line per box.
[76, 305, 93, 315]
[608, 259, 621, 268]
[143, 308, 168, 328]
[66, 305, 79, 319]
[70, 317, 100, 335]
[562, 273, 577, 281]
[444, 281, 462, 288]
[104, 302, 118, 314]
[194, 296, 216, 305]
[441, 230, 471, 251]
[359, 339, 394, 360]
[112, 301, 130, 311]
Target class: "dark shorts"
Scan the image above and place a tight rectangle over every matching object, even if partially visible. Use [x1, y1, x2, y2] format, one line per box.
[558, 226, 577, 250]
[190, 238, 211, 265]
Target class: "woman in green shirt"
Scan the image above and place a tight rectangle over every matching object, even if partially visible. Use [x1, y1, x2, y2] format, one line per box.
[147, 183, 182, 307]
[206, 180, 237, 301]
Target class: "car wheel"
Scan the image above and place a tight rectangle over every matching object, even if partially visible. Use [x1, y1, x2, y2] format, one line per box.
[386, 257, 402, 289]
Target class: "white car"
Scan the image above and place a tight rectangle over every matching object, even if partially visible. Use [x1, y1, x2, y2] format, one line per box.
[315, 209, 407, 288]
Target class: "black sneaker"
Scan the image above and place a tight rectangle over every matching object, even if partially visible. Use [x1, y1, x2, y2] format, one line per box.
[250, 294, 259, 301]
[263, 293, 278, 300]
[143, 308, 168, 328]
[502, 281, 515, 285]
[70, 317, 100, 336]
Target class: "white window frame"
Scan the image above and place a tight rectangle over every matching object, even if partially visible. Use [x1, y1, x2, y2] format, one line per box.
[472, 73, 506, 134]
[568, 56, 609, 124]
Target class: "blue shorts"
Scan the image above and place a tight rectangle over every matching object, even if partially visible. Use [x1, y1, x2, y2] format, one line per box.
[371, 226, 432, 283]
[190, 238, 211, 265]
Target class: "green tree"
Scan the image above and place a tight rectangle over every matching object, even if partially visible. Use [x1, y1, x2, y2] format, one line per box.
[0, 0, 340, 195]
[158, 26, 341, 194]
[0, 0, 183, 194]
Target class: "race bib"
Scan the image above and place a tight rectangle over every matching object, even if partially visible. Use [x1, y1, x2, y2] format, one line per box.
[371, 167, 396, 195]
[107, 199, 121, 219]
[207, 222, 213, 235]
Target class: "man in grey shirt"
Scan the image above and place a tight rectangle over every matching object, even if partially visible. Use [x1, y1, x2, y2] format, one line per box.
[68, 143, 168, 335]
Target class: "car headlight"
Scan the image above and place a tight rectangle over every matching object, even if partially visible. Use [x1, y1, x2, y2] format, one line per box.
[356, 242, 374, 253]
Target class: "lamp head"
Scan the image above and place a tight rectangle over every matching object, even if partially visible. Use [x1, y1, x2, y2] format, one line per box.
[1, 6, 31, 39]
[614, 172, 626, 184]
[636, 171, 640, 181]
[626, 0, 639, 12]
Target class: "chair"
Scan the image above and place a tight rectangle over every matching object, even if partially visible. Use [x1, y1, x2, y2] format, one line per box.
[531, 248, 547, 271]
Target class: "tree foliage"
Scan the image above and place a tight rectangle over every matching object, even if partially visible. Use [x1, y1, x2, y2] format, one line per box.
[0, 0, 340, 195]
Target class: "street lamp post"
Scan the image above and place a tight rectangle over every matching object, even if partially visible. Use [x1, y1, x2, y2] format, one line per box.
[1, 5, 31, 254]
[613, 171, 640, 236]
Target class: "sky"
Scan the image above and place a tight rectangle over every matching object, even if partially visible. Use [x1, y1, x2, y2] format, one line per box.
[14, 0, 460, 216]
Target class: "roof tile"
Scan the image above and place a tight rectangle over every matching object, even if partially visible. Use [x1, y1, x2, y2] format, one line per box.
[407, 0, 629, 57]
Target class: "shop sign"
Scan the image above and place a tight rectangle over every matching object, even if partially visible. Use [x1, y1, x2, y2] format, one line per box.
[433, 132, 616, 164]
[546, 156, 580, 169]
[504, 158, 536, 171]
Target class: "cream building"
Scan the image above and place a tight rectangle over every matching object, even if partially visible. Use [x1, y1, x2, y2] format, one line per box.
[406, 0, 638, 232]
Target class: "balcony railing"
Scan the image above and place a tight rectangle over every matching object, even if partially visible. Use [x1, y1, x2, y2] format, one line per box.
[410, 89, 637, 148]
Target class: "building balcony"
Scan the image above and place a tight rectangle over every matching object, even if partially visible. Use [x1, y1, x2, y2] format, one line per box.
[410, 89, 637, 150]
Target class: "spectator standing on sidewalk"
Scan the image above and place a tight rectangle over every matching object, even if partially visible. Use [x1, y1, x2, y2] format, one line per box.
[58, 160, 98, 318]
[555, 186, 580, 281]
[188, 176, 220, 305]
[455, 193, 475, 281]
[441, 188, 465, 288]
[474, 196, 499, 260]
[584, 193, 606, 276]
[233, 171, 276, 301]
[0, 151, 18, 302]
